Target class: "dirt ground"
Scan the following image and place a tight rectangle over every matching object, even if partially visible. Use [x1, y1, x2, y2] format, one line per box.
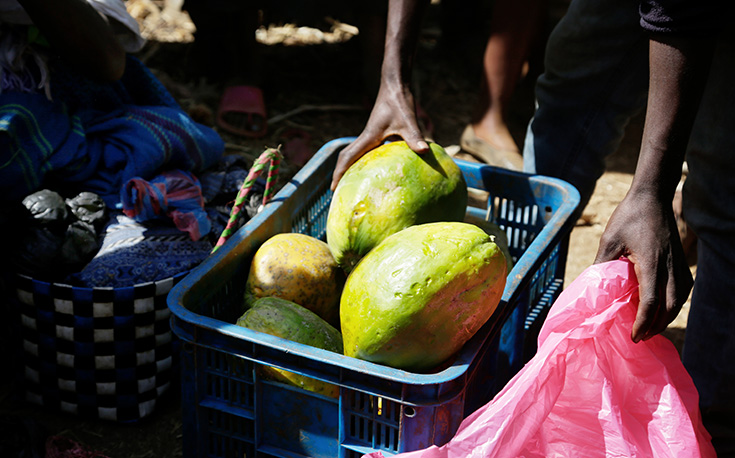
[0, 1, 693, 457]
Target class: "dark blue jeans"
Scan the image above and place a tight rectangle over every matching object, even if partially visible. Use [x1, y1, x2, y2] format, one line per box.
[523, 0, 735, 454]
[681, 31, 735, 457]
[522, 0, 648, 211]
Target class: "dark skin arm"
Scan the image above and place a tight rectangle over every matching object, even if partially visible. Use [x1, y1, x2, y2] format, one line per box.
[330, 0, 431, 191]
[595, 34, 714, 342]
[17, 0, 126, 82]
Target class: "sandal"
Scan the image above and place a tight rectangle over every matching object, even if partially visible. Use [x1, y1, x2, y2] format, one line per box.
[216, 85, 268, 138]
[459, 125, 523, 171]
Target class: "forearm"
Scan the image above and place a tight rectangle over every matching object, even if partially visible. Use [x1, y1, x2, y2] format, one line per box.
[382, 0, 430, 90]
[629, 35, 714, 201]
[596, 34, 712, 341]
[330, 0, 431, 189]
[17, 0, 126, 81]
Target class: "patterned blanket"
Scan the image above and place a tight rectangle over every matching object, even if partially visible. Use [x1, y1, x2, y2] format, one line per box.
[0, 55, 224, 206]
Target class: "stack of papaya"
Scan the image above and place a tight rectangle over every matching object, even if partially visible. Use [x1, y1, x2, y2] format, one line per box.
[235, 141, 510, 395]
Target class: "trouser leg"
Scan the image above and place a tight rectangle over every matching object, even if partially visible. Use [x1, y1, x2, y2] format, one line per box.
[682, 29, 735, 458]
[522, 0, 648, 212]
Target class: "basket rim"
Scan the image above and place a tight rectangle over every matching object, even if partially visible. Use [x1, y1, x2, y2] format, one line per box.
[16, 269, 190, 292]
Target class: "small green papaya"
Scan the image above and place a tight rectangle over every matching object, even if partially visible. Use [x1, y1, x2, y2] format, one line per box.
[326, 141, 468, 272]
[340, 222, 507, 372]
[236, 297, 343, 397]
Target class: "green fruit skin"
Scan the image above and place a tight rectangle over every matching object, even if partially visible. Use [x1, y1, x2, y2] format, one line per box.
[236, 297, 343, 397]
[340, 222, 507, 373]
[326, 141, 468, 272]
[464, 213, 515, 272]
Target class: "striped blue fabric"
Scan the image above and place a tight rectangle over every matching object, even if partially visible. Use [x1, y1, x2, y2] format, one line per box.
[0, 55, 224, 206]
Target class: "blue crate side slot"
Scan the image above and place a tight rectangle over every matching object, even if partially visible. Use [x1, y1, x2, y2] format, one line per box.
[168, 137, 580, 458]
[457, 160, 579, 381]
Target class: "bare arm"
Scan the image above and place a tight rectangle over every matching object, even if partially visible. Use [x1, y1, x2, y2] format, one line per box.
[330, 0, 431, 190]
[17, 0, 126, 82]
[595, 34, 714, 342]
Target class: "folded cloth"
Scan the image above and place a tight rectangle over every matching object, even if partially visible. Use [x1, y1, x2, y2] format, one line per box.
[198, 154, 255, 204]
[66, 212, 212, 288]
[122, 169, 211, 241]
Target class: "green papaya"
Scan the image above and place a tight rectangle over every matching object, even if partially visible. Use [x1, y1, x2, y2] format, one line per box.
[236, 297, 343, 397]
[326, 141, 468, 272]
[340, 222, 507, 372]
[464, 213, 515, 272]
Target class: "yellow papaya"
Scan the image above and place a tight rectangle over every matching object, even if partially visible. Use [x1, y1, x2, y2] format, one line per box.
[236, 297, 343, 398]
[244, 233, 343, 328]
[340, 222, 507, 372]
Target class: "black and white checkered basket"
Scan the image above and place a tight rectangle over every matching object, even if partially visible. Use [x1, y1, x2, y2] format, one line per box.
[13, 273, 185, 422]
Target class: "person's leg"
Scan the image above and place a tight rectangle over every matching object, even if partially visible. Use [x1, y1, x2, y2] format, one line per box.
[466, 0, 547, 162]
[522, 0, 648, 211]
[681, 29, 735, 457]
[683, 241, 735, 456]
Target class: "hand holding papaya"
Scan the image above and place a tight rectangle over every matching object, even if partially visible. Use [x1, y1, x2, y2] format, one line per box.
[330, 82, 430, 191]
[331, 0, 433, 191]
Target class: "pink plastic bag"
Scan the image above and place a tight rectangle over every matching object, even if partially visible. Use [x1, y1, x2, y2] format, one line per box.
[365, 259, 715, 458]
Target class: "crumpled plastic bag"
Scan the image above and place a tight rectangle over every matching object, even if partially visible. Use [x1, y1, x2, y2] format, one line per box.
[22, 189, 68, 228]
[365, 259, 716, 458]
[66, 191, 107, 228]
[14, 190, 102, 280]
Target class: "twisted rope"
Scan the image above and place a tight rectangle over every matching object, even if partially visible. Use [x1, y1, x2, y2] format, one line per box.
[212, 146, 283, 253]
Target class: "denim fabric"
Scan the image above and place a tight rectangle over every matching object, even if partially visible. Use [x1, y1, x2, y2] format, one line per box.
[684, 237, 735, 456]
[682, 29, 735, 457]
[522, 0, 649, 212]
[682, 31, 735, 241]
[523, 0, 735, 453]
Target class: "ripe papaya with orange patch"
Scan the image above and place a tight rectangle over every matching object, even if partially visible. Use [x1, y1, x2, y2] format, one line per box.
[340, 222, 507, 372]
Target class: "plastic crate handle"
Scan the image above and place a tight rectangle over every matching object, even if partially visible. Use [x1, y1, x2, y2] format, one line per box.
[212, 146, 284, 253]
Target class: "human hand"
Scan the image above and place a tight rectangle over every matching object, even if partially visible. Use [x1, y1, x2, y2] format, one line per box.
[594, 190, 693, 343]
[330, 85, 430, 190]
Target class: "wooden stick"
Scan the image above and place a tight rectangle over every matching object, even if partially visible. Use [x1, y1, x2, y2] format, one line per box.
[267, 104, 364, 125]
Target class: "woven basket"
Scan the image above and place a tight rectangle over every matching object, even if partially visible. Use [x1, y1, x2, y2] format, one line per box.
[12, 272, 185, 422]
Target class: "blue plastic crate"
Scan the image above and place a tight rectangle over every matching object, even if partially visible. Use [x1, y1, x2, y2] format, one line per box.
[168, 137, 580, 458]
